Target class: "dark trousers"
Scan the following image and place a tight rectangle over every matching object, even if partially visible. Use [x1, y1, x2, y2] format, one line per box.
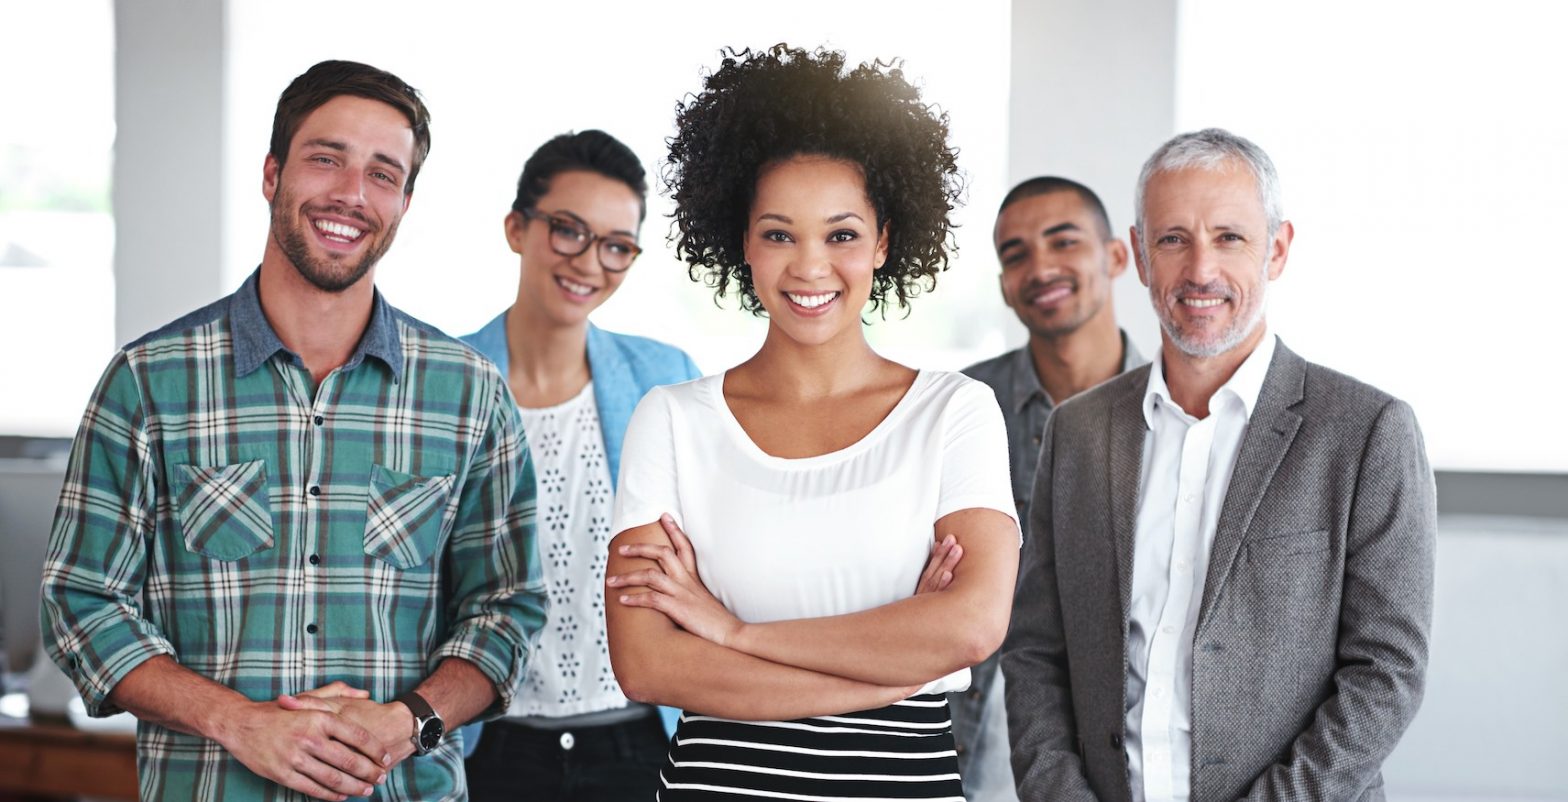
[465, 712, 668, 802]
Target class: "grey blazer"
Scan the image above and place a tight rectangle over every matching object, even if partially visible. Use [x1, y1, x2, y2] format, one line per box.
[1001, 339, 1435, 802]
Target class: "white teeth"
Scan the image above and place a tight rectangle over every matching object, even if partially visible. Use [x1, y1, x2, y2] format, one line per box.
[557, 277, 595, 296]
[786, 291, 838, 309]
[313, 219, 363, 240]
[1182, 298, 1226, 308]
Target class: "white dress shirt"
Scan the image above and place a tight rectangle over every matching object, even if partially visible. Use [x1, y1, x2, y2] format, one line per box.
[1125, 332, 1276, 802]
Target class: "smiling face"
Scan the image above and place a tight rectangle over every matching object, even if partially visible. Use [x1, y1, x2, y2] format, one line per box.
[508, 170, 642, 328]
[262, 94, 415, 293]
[1133, 161, 1292, 359]
[995, 190, 1127, 340]
[743, 156, 889, 348]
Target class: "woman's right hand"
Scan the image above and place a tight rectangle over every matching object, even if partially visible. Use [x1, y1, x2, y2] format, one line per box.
[609, 514, 747, 648]
[915, 534, 964, 595]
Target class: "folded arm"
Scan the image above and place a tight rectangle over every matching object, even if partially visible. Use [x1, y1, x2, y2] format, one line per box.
[606, 520, 921, 720]
[622, 508, 1016, 686]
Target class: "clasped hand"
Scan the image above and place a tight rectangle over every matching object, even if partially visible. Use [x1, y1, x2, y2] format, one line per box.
[215, 679, 414, 802]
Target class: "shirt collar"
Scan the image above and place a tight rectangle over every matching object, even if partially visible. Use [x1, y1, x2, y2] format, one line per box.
[1007, 344, 1046, 414]
[228, 268, 405, 382]
[1011, 329, 1145, 414]
[1142, 328, 1276, 427]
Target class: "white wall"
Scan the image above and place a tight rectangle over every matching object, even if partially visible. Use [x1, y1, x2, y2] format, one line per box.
[1005, 0, 1174, 357]
[1382, 515, 1568, 799]
[113, 0, 228, 346]
[1172, 0, 1568, 473]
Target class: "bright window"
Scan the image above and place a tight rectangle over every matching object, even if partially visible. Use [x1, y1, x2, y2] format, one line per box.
[0, 1, 116, 436]
[1175, 0, 1568, 472]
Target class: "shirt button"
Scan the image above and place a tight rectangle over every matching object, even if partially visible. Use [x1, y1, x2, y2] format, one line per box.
[1184, 494, 1196, 504]
[313, 415, 325, 426]
[559, 732, 575, 750]
[308, 485, 321, 497]
[308, 554, 320, 566]
[306, 623, 318, 634]
[1152, 687, 1164, 698]
[1162, 625, 1175, 634]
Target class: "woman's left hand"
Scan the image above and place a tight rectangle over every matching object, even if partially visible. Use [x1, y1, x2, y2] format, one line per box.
[609, 513, 745, 648]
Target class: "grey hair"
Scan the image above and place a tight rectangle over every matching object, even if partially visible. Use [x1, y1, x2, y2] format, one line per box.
[1134, 128, 1283, 240]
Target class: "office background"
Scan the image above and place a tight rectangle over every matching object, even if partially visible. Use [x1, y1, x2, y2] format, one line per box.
[1, 1, 1563, 799]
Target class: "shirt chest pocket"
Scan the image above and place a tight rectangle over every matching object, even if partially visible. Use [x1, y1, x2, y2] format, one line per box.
[364, 464, 456, 569]
[173, 460, 276, 561]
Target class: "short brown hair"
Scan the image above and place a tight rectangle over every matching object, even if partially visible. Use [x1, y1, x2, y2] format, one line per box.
[269, 60, 432, 194]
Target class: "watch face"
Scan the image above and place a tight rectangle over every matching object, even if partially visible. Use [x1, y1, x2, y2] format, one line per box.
[418, 718, 444, 752]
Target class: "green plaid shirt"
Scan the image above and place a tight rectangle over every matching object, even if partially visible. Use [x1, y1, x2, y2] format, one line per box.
[41, 271, 546, 801]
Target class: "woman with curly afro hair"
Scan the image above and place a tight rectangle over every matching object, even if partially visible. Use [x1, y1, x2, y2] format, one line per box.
[605, 46, 1019, 799]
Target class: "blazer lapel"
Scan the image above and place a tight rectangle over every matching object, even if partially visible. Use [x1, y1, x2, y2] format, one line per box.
[1108, 368, 1150, 620]
[1196, 340, 1306, 630]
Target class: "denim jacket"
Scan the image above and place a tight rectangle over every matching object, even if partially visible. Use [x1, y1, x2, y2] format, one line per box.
[462, 312, 701, 490]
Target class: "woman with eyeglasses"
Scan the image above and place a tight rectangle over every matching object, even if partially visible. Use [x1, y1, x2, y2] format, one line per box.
[605, 47, 1019, 800]
[460, 129, 698, 802]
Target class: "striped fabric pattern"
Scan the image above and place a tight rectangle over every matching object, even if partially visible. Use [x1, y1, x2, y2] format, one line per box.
[39, 272, 548, 801]
[659, 694, 965, 801]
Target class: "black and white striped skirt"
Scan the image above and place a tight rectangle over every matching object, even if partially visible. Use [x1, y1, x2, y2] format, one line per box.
[657, 693, 965, 800]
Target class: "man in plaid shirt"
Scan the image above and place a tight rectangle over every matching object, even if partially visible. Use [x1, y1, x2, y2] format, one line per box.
[40, 60, 546, 801]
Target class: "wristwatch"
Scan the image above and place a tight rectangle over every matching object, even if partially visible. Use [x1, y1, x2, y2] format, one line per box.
[393, 690, 444, 755]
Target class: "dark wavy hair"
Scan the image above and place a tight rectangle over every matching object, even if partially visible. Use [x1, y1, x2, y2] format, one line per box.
[513, 129, 648, 222]
[664, 45, 963, 314]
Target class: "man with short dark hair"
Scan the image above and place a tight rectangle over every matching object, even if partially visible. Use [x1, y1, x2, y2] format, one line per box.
[954, 177, 1146, 800]
[1003, 129, 1435, 801]
[41, 60, 546, 802]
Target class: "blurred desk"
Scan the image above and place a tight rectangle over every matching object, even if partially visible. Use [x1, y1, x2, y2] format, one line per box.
[0, 718, 137, 800]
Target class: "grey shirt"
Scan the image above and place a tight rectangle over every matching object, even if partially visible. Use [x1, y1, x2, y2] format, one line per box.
[951, 331, 1146, 799]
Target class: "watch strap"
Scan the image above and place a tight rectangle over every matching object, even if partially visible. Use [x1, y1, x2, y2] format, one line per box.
[393, 690, 436, 721]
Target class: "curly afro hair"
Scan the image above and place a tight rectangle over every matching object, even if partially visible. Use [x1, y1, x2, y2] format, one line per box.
[664, 45, 963, 315]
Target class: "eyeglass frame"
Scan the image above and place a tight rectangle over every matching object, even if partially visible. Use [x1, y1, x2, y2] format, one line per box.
[518, 207, 643, 273]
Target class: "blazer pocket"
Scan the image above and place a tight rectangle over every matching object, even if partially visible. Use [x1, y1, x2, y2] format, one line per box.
[1246, 528, 1330, 561]
[173, 460, 276, 561]
[363, 464, 455, 569]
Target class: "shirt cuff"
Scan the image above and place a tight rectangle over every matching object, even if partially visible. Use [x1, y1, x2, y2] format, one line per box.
[76, 638, 177, 718]
[430, 610, 538, 720]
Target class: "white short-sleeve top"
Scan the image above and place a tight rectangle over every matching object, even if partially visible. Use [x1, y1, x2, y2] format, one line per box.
[611, 369, 1018, 694]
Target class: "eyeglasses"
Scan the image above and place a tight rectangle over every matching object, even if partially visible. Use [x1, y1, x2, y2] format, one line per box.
[520, 208, 642, 273]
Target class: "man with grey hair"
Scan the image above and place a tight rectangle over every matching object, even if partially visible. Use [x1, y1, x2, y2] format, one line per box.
[1002, 128, 1436, 801]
